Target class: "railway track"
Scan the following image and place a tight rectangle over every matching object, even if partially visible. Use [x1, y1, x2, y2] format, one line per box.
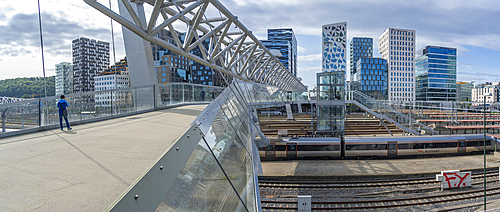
[262, 186, 500, 210]
[260, 170, 500, 211]
[259, 170, 499, 189]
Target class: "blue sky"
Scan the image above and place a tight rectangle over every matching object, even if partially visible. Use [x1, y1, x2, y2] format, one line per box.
[0, 0, 499, 89]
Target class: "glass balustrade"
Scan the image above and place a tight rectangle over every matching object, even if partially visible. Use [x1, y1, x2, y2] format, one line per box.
[0, 83, 224, 134]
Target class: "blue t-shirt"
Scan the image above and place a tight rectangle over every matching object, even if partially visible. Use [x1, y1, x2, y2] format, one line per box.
[57, 99, 69, 114]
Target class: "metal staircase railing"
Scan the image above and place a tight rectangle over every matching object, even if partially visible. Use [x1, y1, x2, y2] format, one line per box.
[347, 90, 439, 135]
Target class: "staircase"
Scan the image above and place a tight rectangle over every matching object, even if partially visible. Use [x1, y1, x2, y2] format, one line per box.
[345, 113, 404, 136]
[258, 114, 315, 137]
[346, 90, 439, 135]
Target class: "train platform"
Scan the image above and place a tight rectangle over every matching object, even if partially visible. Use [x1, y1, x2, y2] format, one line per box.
[261, 154, 500, 177]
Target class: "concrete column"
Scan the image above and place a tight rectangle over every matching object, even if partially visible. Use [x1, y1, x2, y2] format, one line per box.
[118, 1, 157, 87]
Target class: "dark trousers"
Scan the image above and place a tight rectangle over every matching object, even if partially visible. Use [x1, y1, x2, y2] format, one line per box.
[59, 114, 70, 129]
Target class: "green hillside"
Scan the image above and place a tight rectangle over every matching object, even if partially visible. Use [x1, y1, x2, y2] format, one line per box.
[0, 76, 55, 98]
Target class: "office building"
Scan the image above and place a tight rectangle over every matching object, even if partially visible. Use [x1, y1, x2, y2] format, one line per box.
[457, 81, 473, 101]
[55, 62, 73, 96]
[472, 82, 500, 102]
[72, 37, 110, 93]
[152, 30, 191, 85]
[322, 22, 347, 73]
[190, 37, 226, 86]
[262, 28, 297, 77]
[379, 28, 416, 102]
[350, 37, 373, 80]
[353, 58, 388, 100]
[95, 58, 130, 108]
[415, 46, 457, 101]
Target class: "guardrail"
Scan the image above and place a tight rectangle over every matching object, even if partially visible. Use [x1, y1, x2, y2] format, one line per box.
[0, 83, 224, 136]
[347, 90, 439, 135]
[104, 80, 283, 211]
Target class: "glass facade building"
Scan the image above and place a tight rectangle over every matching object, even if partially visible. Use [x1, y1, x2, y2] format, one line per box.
[353, 58, 388, 100]
[350, 37, 373, 77]
[457, 81, 473, 101]
[263, 28, 297, 77]
[415, 46, 457, 101]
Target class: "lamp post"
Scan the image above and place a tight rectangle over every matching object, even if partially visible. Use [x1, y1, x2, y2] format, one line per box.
[483, 92, 492, 211]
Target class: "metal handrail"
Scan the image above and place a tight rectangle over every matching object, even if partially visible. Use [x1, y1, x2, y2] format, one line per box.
[348, 90, 439, 135]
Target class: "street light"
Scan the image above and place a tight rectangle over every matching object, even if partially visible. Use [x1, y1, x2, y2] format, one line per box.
[483, 92, 492, 211]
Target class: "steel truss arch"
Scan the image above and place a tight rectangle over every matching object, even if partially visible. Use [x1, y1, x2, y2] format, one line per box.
[84, 0, 306, 91]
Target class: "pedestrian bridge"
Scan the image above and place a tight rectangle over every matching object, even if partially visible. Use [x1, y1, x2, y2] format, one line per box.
[0, 81, 286, 211]
[0, 104, 206, 211]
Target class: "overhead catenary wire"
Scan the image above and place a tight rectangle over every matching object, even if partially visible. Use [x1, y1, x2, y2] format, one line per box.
[109, 0, 117, 69]
[37, 0, 47, 97]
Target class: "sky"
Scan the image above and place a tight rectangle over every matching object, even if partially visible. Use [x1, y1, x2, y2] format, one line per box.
[0, 0, 499, 89]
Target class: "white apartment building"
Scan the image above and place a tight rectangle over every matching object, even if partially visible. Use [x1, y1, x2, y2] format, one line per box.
[95, 70, 130, 108]
[472, 82, 499, 102]
[55, 62, 73, 96]
[379, 28, 416, 102]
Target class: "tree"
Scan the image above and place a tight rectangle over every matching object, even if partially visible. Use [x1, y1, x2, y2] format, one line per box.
[0, 76, 55, 98]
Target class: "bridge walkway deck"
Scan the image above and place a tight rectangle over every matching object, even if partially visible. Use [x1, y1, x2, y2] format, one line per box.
[0, 104, 207, 211]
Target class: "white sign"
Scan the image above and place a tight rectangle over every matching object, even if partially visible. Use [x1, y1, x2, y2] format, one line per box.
[436, 170, 471, 190]
[278, 129, 288, 136]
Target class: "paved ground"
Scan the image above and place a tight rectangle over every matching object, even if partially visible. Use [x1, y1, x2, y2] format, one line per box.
[261, 154, 500, 177]
[0, 104, 207, 212]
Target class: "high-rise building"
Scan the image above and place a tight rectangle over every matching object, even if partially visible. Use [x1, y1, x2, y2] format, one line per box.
[350, 37, 373, 78]
[317, 22, 346, 135]
[55, 62, 73, 96]
[322, 22, 347, 73]
[457, 81, 473, 101]
[264, 28, 297, 77]
[353, 58, 388, 100]
[379, 28, 416, 102]
[72, 37, 110, 93]
[415, 46, 457, 101]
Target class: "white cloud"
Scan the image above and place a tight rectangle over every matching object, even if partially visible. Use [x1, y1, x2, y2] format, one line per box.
[297, 46, 308, 53]
[299, 54, 321, 62]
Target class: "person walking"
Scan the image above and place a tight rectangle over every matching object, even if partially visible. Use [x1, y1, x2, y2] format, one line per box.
[57, 95, 72, 131]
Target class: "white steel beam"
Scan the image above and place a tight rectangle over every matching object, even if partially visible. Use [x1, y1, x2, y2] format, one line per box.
[84, 0, 306, 92]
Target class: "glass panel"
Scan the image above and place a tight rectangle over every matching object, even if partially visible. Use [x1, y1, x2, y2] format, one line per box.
[158, 84, 171, 107]
[184, 84, 193, 103]
[171, 84, 184, 105]
[136, 86, 154, 111]
[156, 107, 251, 211]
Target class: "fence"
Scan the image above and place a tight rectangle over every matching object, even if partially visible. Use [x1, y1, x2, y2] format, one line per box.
[105, 80, 285, 211]
[0, 83, 225, 135]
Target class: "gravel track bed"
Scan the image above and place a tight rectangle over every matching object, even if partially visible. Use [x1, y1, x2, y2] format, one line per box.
[261, 177, 500, 211]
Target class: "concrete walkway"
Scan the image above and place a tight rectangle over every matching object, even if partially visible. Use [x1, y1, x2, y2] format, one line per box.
[0, 104, 207, 212]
